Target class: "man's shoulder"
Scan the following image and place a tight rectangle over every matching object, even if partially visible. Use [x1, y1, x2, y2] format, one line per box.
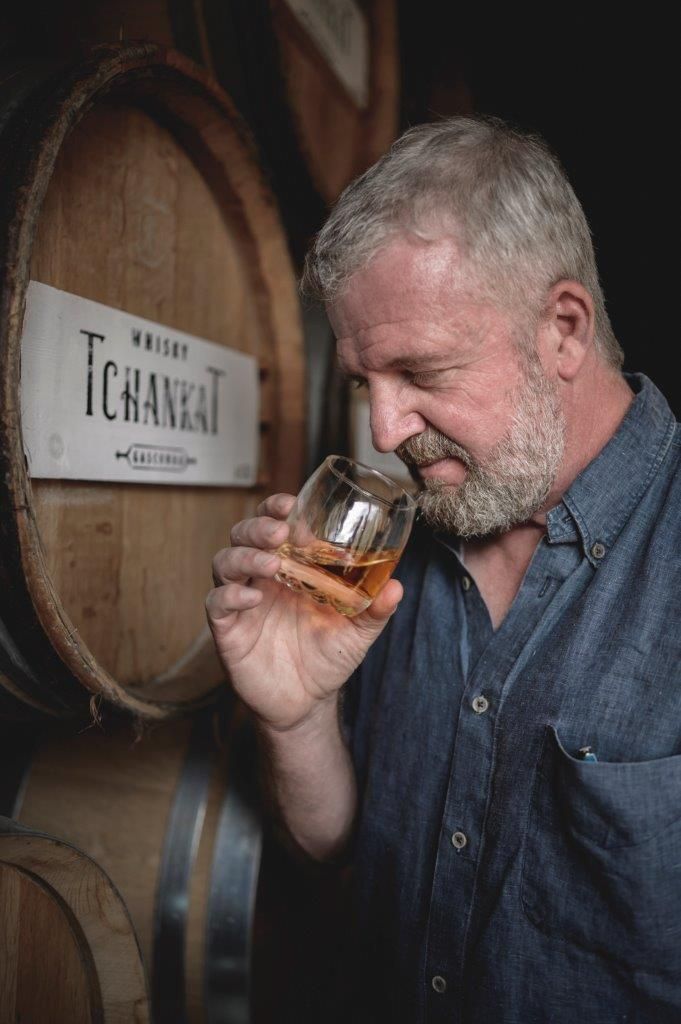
[625, 418, 681, 566]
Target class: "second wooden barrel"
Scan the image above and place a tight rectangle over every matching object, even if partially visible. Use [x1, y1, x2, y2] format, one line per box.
[10, 701, 261, 1024]
[0, 44, 305, 720]
[206, 0, 401, 247]
[0, 818, 150, 1024]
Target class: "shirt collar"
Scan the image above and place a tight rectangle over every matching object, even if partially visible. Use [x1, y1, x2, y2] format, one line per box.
[545, 372, 677, 565]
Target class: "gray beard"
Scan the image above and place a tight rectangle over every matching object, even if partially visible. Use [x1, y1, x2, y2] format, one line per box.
[395, 357, 566, 538]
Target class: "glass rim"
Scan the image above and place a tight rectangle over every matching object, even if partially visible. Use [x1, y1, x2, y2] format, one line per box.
[324, 454, 417, 510]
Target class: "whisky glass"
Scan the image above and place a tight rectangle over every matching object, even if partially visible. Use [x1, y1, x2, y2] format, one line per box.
[274, 455, 416, 617]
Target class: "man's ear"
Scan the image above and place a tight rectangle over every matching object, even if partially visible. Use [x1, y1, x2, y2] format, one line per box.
[542, 280, 595, 381]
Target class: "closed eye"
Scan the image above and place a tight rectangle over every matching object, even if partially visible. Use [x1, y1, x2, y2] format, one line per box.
[344, 368, 451, 390]
[409, 369, 447, 387]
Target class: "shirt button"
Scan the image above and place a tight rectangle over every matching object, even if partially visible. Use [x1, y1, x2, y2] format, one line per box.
[461, 574, 472, 591]
[431, 975, 447, 994]
[591, 541, 606, 559]
[472, 695, 489, 714]
[451, 830, 467, 850]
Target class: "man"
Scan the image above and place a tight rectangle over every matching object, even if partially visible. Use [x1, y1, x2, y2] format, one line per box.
[206, 117, 681, 1023]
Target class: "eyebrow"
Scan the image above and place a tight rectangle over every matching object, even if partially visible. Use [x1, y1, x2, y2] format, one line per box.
[338, 353, 447, 379]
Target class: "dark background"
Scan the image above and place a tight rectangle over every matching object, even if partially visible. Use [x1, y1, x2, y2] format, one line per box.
[399, 7, 679, 416]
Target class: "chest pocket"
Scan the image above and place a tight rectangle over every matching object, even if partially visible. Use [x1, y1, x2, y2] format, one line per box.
[521, 725, 681, 976]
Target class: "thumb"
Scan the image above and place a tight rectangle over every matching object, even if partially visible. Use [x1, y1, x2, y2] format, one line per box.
[350, 578, 403, 638]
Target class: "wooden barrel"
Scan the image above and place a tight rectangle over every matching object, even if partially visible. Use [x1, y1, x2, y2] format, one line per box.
[206, 0, 400, 249]
[0, 44, 305, 720]
[9, 700, 261, 1023]
[0, 818, 150, 1023]
[4, 1, 400, 256]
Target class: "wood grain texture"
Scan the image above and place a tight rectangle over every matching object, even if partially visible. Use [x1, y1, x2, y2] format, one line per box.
[29, 103, 265, 691]
[5, 2, 398, 255]
[16, 710, 240, 1024]
[0, 826, 149, 1023]
[18, 720, 189, 965]
[0, 862, 97, 1024]
[0, 44, 305, 718]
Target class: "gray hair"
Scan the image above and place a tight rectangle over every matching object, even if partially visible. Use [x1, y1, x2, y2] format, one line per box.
[302, 116, 623, 369]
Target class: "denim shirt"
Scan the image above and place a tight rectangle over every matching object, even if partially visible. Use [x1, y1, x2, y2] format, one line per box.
[343, 373, 681, 1024]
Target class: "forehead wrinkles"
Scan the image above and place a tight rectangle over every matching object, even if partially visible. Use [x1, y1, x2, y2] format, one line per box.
[339, 307, 499, 373]
[340, 331, 439, 374]
[356, 320, 441, 364]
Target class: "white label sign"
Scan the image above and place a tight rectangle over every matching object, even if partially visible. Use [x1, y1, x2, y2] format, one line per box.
[20, 281, 260, 487]
[283, 0, 369, 108]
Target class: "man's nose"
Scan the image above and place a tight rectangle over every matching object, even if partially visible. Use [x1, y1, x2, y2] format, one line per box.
[369, 387, 426, 453]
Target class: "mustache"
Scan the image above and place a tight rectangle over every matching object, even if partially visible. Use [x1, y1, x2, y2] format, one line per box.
[395, 428, 472, 469]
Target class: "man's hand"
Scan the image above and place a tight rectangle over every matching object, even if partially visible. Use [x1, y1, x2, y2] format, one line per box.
[205, 493, 403, 732]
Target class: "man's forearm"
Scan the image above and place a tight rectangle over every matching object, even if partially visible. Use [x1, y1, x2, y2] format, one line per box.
[257, 694, 357, 862]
